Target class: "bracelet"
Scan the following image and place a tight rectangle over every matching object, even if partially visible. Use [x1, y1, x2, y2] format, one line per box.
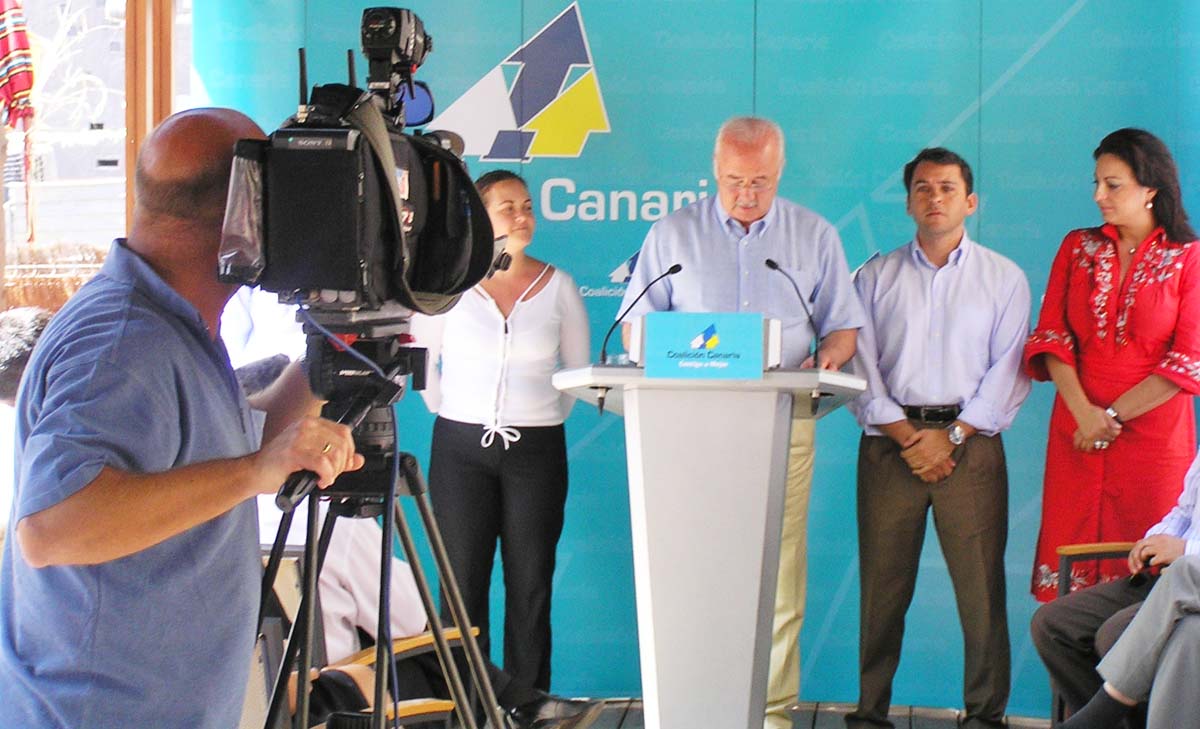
[1105, 406, 1123, 424]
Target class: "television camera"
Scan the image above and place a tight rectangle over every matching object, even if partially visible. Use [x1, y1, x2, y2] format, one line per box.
[219, 9, 513, 729]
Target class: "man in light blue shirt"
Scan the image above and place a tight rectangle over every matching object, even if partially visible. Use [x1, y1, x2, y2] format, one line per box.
[619, 116, 864, 729]
[1053, 553, 1200, 729]
[845, 147, 1031, 729]
[1033, 446, 1200, 721]
[0, 108, 363, 729]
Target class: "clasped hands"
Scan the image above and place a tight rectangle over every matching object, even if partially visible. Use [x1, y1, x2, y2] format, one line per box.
[1072, 403, 1122, 453]
[900, 429, 956, 484]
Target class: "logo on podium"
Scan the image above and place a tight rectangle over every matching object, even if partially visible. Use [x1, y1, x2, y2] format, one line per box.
[644, 312, 764, 379]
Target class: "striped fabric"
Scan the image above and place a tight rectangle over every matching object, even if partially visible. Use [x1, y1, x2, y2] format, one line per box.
[0, 0, 32, 128]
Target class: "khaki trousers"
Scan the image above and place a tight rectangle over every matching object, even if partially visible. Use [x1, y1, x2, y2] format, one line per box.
[764, 415, 816, 729]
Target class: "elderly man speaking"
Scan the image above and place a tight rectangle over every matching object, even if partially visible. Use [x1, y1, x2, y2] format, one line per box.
[619, 115, 864, 729]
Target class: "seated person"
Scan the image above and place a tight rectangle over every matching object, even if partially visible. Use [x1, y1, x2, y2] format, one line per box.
[263, 504, 599, 729]
[292, 663, 380, 727]
[239, 346, 600, 728]
[1031, 448, 1200, 720]
[0, 307, 52, 546]
[1058, 554, 1200, 729]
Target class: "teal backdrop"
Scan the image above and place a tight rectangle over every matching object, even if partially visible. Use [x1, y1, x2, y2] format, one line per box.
[195, 1, 1200, 718]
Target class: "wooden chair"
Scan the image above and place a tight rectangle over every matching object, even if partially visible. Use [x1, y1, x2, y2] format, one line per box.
[1049, 541, 1136, 728]
[241, 555, 463, 728]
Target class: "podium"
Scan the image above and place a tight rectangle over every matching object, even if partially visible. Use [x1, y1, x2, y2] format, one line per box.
[553, 366, 865, 729]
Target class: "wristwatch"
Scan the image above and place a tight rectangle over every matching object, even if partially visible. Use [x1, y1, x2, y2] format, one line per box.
[947, 423, 966, 446]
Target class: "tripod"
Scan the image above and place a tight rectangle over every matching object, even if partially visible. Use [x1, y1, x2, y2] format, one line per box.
[258, 338, 509, 729]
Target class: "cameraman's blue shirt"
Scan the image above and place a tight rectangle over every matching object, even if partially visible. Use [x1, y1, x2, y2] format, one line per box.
[0, 240, 264, 729]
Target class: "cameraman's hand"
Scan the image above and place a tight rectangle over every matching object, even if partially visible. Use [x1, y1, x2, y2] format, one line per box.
[250, 416, 363, 493]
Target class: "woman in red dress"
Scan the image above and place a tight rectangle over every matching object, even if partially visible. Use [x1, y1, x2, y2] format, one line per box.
[1024, 128, 1200, 602]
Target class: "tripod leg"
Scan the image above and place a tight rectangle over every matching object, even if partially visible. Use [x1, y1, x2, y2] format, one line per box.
[374, 488, 397, 729]
[397, 453, 509, 729]
[265, 502, 338, 729]
[390, 497, 487, 729]
[259, 508, 296, 634]
[296, 493, 321, 729]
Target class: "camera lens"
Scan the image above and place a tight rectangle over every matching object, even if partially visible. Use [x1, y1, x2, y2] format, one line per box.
[362, 8, 396, 45]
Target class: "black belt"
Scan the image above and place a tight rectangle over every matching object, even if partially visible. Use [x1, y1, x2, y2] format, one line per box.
[902, 404, 961, 423]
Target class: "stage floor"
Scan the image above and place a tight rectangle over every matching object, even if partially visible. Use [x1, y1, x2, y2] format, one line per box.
[586, 700, 1051, 728]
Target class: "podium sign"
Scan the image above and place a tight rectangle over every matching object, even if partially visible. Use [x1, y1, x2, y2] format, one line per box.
[643, 311, 764, 379]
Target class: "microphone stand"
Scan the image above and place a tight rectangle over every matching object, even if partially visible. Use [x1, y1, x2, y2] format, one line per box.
[764, 258, 818, 364]
[764, 258, 824, 415]
[596, 263, 683, 414]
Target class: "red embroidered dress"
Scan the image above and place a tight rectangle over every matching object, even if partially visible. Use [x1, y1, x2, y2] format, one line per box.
[1023, 225, 1200, 602]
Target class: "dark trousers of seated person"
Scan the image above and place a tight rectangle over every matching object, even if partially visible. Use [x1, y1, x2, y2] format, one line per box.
[1030, 575, 1155, 720]
[391, 650, 542, 727]
[848, 432, 1010, 729]
[428, 416, 569, 693]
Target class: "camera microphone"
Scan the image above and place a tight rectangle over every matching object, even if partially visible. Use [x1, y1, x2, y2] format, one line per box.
[765, 258, 819, 364]
[422, 129, 465, 157]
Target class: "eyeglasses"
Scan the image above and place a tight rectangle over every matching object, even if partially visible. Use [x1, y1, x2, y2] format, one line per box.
[720, 177, 775, 193]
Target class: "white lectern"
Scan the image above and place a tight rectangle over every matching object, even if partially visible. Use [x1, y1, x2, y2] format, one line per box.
[553, 366, 865, 729]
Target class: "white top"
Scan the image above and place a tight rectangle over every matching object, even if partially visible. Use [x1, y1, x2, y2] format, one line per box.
[317, 517, 429, 662]
[257, 497, 428, 663]
[220, 287, 306, 369]
[410, 267, 591, 446]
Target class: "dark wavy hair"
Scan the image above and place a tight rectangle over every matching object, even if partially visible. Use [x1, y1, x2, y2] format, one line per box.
[903, 147, 974, 195]
[1094, 128, 1197, 242]
[0, 306, 52, 404]
[475, 169, 528, 200]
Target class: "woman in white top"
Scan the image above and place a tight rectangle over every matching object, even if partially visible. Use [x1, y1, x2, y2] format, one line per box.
[410, 170, 590, 693]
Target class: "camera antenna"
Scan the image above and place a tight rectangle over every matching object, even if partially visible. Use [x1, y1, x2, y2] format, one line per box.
[346, 49, 356, 87]
[297, 48, 308, 106]
[295, 48, 310, 123]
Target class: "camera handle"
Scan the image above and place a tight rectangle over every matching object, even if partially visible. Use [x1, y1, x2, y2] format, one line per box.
[273, 389, 384, 511]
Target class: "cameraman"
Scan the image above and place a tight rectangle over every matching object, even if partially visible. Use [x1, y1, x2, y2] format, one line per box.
[0, 108, 363, 729]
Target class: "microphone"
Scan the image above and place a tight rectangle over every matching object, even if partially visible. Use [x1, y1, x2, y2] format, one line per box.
[595, 262, 682, 415]
[764, 258, 818, 363]
[599, 263, 683, 365]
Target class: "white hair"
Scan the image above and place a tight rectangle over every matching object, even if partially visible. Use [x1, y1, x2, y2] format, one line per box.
[714, 116, 785, 163]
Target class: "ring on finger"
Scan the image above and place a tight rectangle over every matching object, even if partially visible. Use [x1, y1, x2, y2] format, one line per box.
[321, 442, 332, 454]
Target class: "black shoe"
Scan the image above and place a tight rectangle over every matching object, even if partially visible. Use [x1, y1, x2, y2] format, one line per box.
[506, 694, 602, 729]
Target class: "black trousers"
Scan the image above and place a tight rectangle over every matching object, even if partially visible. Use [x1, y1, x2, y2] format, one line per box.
[427, 416, 569, 693]
[848, 432, 1010, 729]
[313, 651, 539, 729]
[1030, 574, 1154, 717]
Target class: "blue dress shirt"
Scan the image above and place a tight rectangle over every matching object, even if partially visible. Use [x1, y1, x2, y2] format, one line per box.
[619, 195, 864, 368]
[848, 235, 1032, 435]
[1147, 449, 1200, 556]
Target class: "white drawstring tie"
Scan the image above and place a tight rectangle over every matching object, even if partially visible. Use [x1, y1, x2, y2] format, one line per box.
[481, 425, 522, 450]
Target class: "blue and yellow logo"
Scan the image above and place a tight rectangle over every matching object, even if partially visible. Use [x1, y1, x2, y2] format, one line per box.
[429, 3, 609, 161]
[691, 325, 720, 351]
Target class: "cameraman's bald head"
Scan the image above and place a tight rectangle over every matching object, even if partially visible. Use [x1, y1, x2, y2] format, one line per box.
[133, 108, 265, 224]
